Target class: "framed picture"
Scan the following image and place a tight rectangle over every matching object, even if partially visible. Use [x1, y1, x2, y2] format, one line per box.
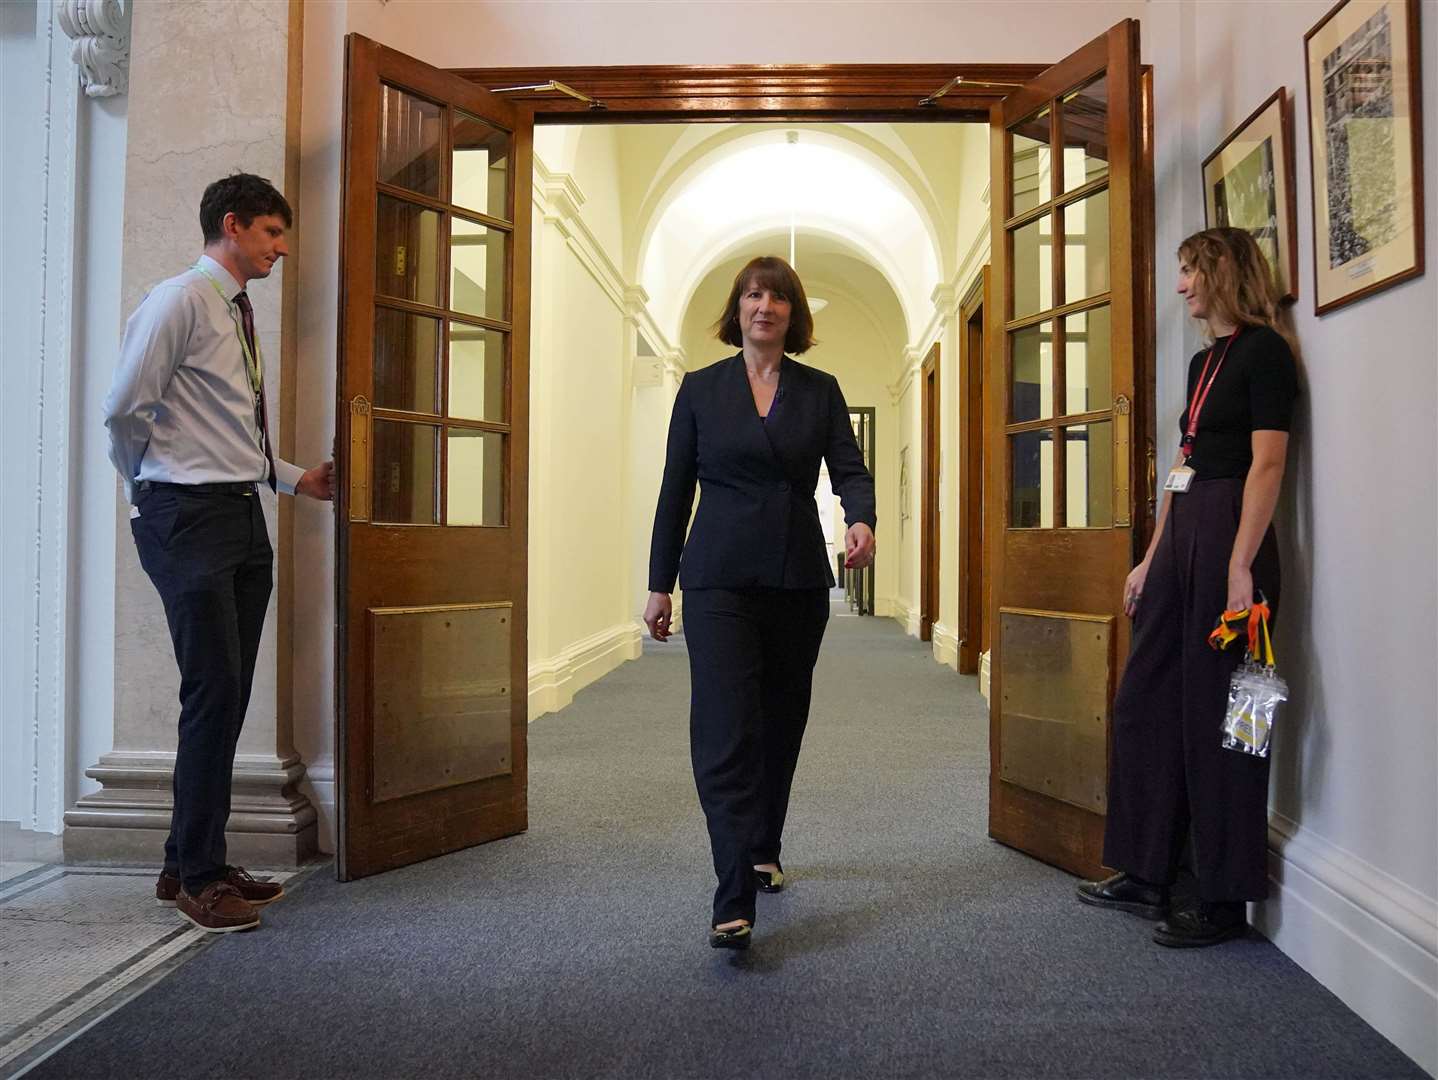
[1203, 88, 1300, 302]
[1304, 0, 1425, 315]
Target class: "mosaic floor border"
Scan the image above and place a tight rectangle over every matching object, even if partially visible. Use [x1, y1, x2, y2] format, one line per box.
[1, 862, 322, 1078]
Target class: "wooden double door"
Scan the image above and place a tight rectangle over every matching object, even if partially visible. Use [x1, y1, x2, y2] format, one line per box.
[333, 23, 1153, 882]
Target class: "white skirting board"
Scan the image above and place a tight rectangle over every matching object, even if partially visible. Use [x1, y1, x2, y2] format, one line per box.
[1254, 813, 1437, 1076]
[528, 621, 644, 721]
[930, 622, 959, 669]
[887, 601, 921, 638]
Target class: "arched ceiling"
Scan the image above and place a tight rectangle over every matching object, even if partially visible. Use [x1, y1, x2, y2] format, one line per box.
[636, 127, 945, 345]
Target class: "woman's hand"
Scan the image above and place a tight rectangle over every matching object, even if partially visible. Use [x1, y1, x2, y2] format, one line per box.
[844, 523, 876, 569]
[643, 592, 674, 641]
[1227, 564, 1255, 614]
[1123, 560, 1151, 618]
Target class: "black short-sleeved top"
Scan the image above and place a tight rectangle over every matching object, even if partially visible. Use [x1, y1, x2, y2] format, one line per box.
[1178, 325, 1299, 479]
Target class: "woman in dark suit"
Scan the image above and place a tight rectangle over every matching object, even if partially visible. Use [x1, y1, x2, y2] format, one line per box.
[644, 255, 876, 950]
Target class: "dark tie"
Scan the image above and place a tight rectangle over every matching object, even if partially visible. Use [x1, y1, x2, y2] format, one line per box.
[234, 291, 277, 492]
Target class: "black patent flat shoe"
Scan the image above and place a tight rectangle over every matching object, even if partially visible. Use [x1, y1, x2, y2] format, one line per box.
[1153, 902, 1247, 948]
[1076, 872, 1170, 920]
[754, 864, 785, 893]
[710, 920, 753, 950]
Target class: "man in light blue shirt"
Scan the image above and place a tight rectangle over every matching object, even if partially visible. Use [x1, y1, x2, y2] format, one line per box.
[104, 173, 332, 933]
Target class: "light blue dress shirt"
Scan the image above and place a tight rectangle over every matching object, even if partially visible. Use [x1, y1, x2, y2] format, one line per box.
[104, 254, 304, 503]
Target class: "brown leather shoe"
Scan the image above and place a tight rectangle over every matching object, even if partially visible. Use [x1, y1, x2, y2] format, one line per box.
[158, 866, 281, 908]
[155, 870, 181, 908]
[176, 881, 260, 933]
[223, 866, 284, 906]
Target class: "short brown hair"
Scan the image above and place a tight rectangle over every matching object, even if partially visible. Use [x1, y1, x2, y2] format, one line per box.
[712, 256, 816, 355]
[200, 173, 292, 244]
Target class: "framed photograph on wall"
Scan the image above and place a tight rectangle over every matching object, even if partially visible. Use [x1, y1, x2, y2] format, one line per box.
[1203, 88, 1300, 302]
[1305, 0, 1425, 315]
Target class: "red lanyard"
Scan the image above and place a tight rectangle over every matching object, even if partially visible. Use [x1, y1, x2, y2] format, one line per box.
[1181, 328, 1240, 459]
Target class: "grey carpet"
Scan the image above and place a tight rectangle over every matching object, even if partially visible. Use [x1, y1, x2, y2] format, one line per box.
[30, 614, 1426, 1080]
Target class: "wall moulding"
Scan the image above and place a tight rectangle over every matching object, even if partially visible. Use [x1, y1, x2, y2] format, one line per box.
[57, 0, 130, 98]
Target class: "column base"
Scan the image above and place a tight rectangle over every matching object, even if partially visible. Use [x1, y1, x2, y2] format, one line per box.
[63, 750, 318, 868]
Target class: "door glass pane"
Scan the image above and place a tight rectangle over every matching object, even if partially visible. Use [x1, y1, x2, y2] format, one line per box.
[373, 420, 439, 525]
[1063, 306, 1111, 415]
[1010, 321, 1053, 423]
[1011, 214, 1053, 319]
[1063, 190, 1110, 305]
[1061, 76, 1109, 191]
[374, 307, 440, 414]
[453, 112, 511, 220]
[1011, 108, 1052, 215]
[451, 217, 508, 320]
[1064, 421, 1114, 528]
[447, 429, 505, 526]
[449, 323, 507, 422]
[376, 195, 441, 307]
[378, 85, 442, 197]
[1011, 429, 1054, 528]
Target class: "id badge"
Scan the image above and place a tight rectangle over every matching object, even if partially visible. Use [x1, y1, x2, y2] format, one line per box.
[1164, 465, 1195, 493]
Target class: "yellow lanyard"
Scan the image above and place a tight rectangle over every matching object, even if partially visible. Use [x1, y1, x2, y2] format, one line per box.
[193, 264, 263, 398]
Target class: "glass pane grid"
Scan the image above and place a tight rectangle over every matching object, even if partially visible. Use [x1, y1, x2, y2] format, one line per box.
[371, 90, 514, 528]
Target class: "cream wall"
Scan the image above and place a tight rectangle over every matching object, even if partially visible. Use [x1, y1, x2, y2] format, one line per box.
[288, 3, 1433, 1072]
[528, 125, 647, 719]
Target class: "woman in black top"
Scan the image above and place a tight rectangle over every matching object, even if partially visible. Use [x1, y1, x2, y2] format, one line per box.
[1078, 227, 1299, 947]
[644, 256, 876, 950]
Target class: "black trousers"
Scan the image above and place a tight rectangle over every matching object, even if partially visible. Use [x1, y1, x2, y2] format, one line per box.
[1103, 477, 1281, 902]
[131, 485, 273, 895]
[682, 587, 829, 925]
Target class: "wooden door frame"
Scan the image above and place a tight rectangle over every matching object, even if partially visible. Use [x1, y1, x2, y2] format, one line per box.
[957, 267, 989, 676]
[453, 65, 1047, 123]
[919, 344, 940, 642]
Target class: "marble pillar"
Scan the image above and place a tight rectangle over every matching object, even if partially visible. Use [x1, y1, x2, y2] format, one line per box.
[64, 0, 316, 866]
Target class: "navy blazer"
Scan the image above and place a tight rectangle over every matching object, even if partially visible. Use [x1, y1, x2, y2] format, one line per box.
[648, 353, 877, 593]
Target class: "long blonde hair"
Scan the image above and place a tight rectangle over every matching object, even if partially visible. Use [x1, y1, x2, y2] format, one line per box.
[1178, 227, 1298, 357]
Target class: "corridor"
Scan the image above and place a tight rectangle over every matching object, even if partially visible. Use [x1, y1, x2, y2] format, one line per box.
[23, 614, 1422, 1080]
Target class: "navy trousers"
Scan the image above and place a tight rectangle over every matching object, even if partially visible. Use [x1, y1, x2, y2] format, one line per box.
[682, 587, 829, 926]
[1103, 477, 1281, 902]
[131, 484, 272, 895]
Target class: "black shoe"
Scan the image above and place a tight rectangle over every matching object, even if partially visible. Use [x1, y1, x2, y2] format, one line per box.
[710, 921, 752, 950]
[1153, 902, 1247, 948]
[754, 864, 785, 893]
[1076, 872, 1170, 920]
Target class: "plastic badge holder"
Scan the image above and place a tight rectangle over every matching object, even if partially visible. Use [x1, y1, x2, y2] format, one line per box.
[1208, 596, 1288, 758]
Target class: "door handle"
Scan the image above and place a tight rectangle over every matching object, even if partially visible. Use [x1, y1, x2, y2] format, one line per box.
[348, 395, 371, 523]
[1146, 439, 1157, 512]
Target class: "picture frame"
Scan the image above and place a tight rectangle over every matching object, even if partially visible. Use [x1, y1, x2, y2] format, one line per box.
[1304, 0, 1425, 315]
[1202, 88, 1300, 302]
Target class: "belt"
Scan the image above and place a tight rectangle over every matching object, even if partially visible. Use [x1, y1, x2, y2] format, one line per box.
[138, 480, 258, 496]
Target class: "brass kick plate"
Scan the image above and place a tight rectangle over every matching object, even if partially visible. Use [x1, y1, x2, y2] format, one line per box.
[370, 602, 513, 803]
[999, 607, 1114, 813]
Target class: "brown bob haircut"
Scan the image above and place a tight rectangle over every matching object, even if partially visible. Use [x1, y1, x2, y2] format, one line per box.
[712, 256, 817, 355]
